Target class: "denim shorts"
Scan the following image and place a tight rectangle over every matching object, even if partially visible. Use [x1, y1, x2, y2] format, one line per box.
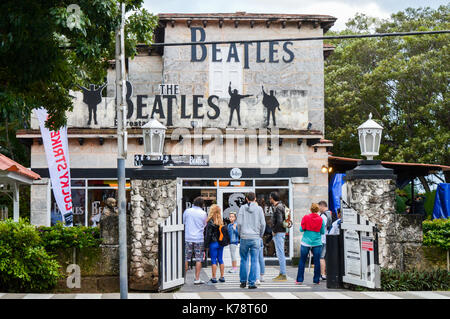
[320, 243, 326, 259]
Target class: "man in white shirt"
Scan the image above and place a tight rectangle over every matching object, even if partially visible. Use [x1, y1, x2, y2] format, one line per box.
[183, 196, 208, 285]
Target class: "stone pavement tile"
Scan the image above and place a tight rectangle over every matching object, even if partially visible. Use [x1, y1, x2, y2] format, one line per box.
[219, 292, 251, 299]
[0, 293, 27, 299]
[433, 291, 450, 297]
[336, 291, 375, 299]
[51, 294, 77, 299]
[266, 292, 299, 299]
[242, 292, 274, 299]
[406, 291, 450, 299]
[197, 292, 225, 299]
[101, 293, 120, 299]
[74, 293, 102, 299]
[174, 292, 201, 299]
[314, 291, 353, 299]
[149, 293, 175, 299]
[291, 292, 325, 299]
[23, 294, 53, 299]
[360, 292, 402, 299]
[128, 293, 151, 299]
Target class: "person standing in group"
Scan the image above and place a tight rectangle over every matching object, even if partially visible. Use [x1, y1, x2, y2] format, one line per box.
[318, 201, 332, 281]
[255, 225, 268, 285]
[238, 192, 266, 289]
[183, 196, 208, 285]
[227, 212, 239, 273]
[204, 204, 226, 284]
[270, 191, 287, 281]
[328, 209, 342, 236]
[296, 203, 326, 285]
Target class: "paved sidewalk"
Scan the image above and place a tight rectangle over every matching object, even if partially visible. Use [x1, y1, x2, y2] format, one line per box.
[179, 266, 329, 292]
[1, 291, 449, 299]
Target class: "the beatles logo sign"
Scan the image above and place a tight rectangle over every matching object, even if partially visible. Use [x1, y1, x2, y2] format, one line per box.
[79, 82, 286, 128]
[190, 27, 295, 68]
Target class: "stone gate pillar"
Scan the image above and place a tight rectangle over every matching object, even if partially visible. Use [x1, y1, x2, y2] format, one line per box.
[129, 179, 177, 291]
[345, 160, 423, 271]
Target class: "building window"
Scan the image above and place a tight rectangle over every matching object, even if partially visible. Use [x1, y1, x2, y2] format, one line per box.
[50, 179, 130, 226]
[209, 46, 243, 98]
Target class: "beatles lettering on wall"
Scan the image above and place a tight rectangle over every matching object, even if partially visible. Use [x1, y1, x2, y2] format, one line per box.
[79, 82, 282, 128]
[190, 27, 295, 68]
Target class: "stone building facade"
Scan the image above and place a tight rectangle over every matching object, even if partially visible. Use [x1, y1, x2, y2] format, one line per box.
[19, 12, 339, 290]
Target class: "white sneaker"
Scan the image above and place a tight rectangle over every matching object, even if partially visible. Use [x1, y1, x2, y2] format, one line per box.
[228, 268, 237, 273]
[260, 275, 264, 282]
[255, 280, 261, 286]
[194, 279, 205, 285]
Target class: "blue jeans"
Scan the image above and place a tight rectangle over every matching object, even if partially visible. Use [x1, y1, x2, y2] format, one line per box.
[255, 238, 265, 279]
[239, 239, 259, 286]
[209, 241, 224, 265]
[296, 244, 322, 284]
[273, 232, 286, 275]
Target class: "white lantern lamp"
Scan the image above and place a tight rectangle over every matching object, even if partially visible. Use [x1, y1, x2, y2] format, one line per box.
[357, 113, 383, 160]
[142, 119, 166, 164]
[346, 113, 395, 180]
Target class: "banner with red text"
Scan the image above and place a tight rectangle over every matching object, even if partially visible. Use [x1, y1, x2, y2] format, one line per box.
[34, 107, 73, 226]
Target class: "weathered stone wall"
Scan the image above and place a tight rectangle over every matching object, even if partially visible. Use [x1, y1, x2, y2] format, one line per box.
[346, 178, 423, 271]
[129, 179, 177, 291]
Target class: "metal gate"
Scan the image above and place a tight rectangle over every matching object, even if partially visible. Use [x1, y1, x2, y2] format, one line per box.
[341, 201, 380, 289]
[158, 206, 185, 291]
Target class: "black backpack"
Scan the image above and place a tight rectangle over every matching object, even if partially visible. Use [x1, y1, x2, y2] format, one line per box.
[218, 225, 230, 247]
[321, 211, 333, 231]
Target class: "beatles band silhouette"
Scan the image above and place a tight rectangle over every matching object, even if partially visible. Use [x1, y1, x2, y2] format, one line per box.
[227, 83, 281, 127]
[227, 81, 252, 126]
[261, 85, 280, 127]
[79, 81, 281, 127]
[78, 83, 107, 125]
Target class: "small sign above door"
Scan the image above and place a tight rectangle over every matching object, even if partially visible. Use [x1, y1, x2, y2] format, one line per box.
[134, 155, 209, 167]
[230, 168, 242, 179]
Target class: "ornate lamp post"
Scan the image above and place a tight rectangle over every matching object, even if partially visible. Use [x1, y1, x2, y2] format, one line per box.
[346, 113, 395, 180]
[358, 113, 383, 160]
[142, 119, 166, 165]
[136, 119, 172, 177]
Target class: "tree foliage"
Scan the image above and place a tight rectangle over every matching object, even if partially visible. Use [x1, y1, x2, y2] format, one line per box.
[325, 5, 450, 165]
[0, 0, 158, 131]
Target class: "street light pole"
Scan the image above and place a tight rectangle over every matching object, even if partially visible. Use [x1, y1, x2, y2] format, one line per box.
[115, 1, 128, 299]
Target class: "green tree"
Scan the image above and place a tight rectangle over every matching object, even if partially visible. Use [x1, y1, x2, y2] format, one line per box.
[0, 0, 158, 132]
[0, 0, 158, 217]
[325, 6, 450, 166]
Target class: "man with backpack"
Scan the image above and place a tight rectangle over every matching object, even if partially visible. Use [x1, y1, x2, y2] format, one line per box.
[237, 192, 266, 289]
[270, 191, 288, 281]
[318, 200, 332, 281]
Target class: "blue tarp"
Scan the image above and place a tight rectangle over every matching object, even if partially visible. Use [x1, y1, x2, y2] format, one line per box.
[432, 183, 450, 219]
[329, 173, 346, 218]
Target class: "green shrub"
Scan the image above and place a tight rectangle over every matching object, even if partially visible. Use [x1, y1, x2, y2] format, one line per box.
[423, 219, 450, 250]
[37, 222, 102, 252]
[0, 219, 62, 292]
[381, 268, 450, 291]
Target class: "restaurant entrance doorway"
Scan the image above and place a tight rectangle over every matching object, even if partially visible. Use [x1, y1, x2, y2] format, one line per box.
[218, 187, 254, 221]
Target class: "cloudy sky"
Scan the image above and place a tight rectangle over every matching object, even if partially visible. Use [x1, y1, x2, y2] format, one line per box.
[142, 0, 448, 30]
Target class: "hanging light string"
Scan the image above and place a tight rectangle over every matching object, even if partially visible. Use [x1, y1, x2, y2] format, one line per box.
[150, 30, 449, 47]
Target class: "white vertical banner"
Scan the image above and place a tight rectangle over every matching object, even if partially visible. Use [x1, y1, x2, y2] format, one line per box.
[34, 107, 73, 226]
